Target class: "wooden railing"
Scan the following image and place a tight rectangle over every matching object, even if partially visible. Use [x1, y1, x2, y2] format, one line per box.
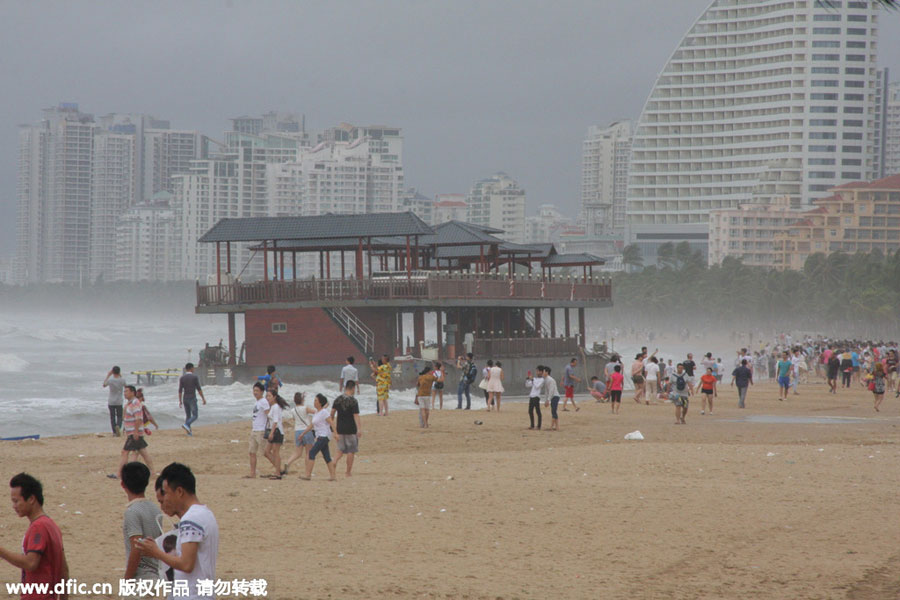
[197, 273, 612, 307]
[473, 336, 582, 358]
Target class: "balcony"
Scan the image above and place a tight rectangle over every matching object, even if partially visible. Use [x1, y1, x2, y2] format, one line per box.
[196, 272, 613, 313]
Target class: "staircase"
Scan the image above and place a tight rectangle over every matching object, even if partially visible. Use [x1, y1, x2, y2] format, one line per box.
[324, 307, 375, 356]
[524, 309, 552, 338]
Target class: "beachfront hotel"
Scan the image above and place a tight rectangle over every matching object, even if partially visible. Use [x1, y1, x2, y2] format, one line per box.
[771, 174, 900, 270]
[581, 120, 633, 237]
[626, 0, 882, 264]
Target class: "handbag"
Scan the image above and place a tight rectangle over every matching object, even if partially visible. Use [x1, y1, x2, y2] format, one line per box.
[478, 378, 488, 390]
[867, 380, 876, 392]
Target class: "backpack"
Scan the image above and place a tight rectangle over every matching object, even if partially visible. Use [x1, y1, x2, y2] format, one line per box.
[466, 362, 478, 383]
[674, 373, 687, 391]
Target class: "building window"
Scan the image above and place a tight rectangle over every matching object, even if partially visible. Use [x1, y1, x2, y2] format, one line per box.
[844, 93, 864, 101]
[271, 322, 287, 333]
[810, 119, 837, 126]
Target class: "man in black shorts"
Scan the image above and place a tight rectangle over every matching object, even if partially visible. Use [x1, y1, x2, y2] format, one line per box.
[331, 381, 361, 477]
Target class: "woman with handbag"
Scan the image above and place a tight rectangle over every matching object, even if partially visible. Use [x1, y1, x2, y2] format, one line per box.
[869, 363, 886, 412]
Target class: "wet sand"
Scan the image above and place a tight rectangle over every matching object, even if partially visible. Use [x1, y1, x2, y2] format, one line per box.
[1, 380, 898, 599]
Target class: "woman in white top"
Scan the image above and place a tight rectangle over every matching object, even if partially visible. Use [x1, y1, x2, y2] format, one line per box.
[282, 392, 316, 476]
[430, 361, 445, 410]
[478, 360, 494, 409]
[298, 394, 337, 481]
[264, 388, 289, 480]
[486, 361, 505, 412]
[645, 356, 660, 398]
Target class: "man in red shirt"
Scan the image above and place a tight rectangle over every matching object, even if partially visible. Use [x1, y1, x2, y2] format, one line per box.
[0, 473, 69, 599]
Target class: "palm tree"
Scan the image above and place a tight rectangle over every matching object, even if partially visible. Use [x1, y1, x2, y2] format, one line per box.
[622, 243, 643, 272]
[656, 242, 676, 269]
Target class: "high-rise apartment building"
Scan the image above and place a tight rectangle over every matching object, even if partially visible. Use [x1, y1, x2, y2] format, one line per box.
[433, 194, 467, 225]
[525, 204, 572, 244]
[627, 0, 881, 263]
[885, 82, 900, 177]
[90, 129, 135, 280]
[581, 120, 632, 236]
[142, 129, 205, 198]
[466, 173, 527, 244]
[15, 104, 95, 284]
[114, 192, 178, 281]
[873, 68, 889, 179]
[400, 188, 434, 224]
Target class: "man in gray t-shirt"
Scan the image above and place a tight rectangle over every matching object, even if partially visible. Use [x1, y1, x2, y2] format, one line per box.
[104, 366, 126, 436]
[120, 462, 163, 580]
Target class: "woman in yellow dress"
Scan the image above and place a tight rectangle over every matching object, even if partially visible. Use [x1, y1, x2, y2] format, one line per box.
[370, 355, 392, 416]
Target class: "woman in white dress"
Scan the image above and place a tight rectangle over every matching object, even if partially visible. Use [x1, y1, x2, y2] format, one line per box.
[486, 361, 505, 412]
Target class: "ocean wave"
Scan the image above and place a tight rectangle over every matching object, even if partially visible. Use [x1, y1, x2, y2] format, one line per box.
[27, 329, 112, 343]
[0, 353, 29, 373]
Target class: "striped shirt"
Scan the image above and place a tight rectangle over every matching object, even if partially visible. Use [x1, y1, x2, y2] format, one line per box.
[123, 398, 143, 436]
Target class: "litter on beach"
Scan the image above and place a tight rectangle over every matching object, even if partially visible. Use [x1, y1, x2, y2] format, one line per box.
[624, 430, 644, 441]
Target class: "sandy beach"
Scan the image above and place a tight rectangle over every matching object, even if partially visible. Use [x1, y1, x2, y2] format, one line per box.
[1, 380, 899, 600]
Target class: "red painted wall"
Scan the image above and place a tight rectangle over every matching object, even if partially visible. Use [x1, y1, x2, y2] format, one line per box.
[245, 308, 359, 367]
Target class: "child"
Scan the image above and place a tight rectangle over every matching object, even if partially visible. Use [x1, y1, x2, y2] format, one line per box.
[431, 361, 445, 410]
[282, 392, 315, 475]
[607, 364, 624, 414]
[136, 389, 159, 435]
[589, 376, 608, 402]
[542, 366, 561, 430]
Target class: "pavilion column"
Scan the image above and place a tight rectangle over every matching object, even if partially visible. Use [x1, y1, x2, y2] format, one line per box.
[578, 308, 586, 346]
[319, 251, 324, 279]
[341, 250, 345, 280]
[227, 313, 236, 367]
[534, 308, 541, 337]
[396, 311, 403, 355]
[405, 236, 412, 276]
[564, 308, 571, 338]
[413, 309, 425, 352]
[226, 242, 232, 274]
[280, 251, 285, 280]
[356, 238, 364, 280]
[326, 251, 331, 279]
[436, 310, 443, 358]
[292, 252, 297, 280]
[263, 241, 269, 282]
[216, 242, 221, 285]
[550, 308, 556, 338]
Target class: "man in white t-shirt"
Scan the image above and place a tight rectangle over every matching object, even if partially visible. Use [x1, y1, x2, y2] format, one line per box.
[136, 462, 219, 600]
[247, 382, 269, 478]
[340, 356, 359, 390]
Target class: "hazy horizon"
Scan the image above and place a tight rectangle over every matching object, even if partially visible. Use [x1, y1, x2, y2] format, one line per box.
[2, 0, 899, 257]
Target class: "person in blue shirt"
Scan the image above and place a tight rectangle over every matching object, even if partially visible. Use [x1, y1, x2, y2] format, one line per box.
[851, 349, 860, 384]
[776, 352, 793, 401]
[257, 365, 282, 391]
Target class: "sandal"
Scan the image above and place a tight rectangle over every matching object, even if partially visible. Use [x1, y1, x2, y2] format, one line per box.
[268, 475, 282, 480]
[298, 476, 311, 480]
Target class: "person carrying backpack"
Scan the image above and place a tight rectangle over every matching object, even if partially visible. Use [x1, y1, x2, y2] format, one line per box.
[456, 353, 477, 410]
[669, 363, 692, 425]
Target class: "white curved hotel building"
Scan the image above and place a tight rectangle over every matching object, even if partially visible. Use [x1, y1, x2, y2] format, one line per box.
[626, 0, 881, 260]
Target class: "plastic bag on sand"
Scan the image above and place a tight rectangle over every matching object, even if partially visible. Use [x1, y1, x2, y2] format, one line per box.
[624, 430, 644, 441]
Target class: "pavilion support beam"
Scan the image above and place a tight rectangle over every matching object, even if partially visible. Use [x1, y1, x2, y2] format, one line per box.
[216, 242, 221, 285]
[326, 251, 331, 279]
[550, 308, 556, 338]
[534, 308, 541, 336]
[356, 238, 364, 280]
[564, 308, 571, 338]
[226, 242, 231, 274]
[436, 310, 443, 359]
[578, 308, 586, 346]
[413, 309, 425, 353]
[319, 251, 324, 279]
[227, 313, 236, 367]
[263, 241, 269, 282]
[280, 251, 285, 280]
[341, 250, 345, 280]
[405, 236, 412, 278]
[292, 252, 297, 280]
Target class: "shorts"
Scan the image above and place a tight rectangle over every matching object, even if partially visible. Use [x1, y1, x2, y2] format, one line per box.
[550, 396, 560, 419]
[564, 385, 574, 399]
[778, 375, 791, 388]
[337, 433, 359, 454]
[632, 375, 644, 384]
[433, 382, 444, 390]
[123, 436, 148, 451]
[268, 429, 284, 445]
[249, 430, 265, 454]
[295, 429, 315, 447]
[610, 390, 622, 403]
[671, 394, 689, 408]
[308, 436, 332, 463]
[701, 389, 713, 396]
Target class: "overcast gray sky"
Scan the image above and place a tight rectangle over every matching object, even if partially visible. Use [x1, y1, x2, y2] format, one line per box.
[1, 0, 898, 256]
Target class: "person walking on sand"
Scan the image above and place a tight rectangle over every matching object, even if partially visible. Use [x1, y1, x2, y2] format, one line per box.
[607, 364, 624, 414]
[486, 361, 505, 411]
[776, 351, 794, 400]
[430, 361, 445, 410]
[542, 366, 562, 429]
[526, 366, 545, 430]
[178, 362, 206, 436]
[370, 355, 392, 416]
[298, 394, 338, 481]
[415, 366, 435, 428]
[339, 356, 358, 391]
[631, 353, 646, 404]
[645, 356, 661, 399]
[0, 473, 69, 596]
[135, 463, 219, 599]
[825, 350, 840, 395]
[456, 353, 477, 410]
[119, 385, 154, 476]
[245, 383, 269, 479]
[562, 358, 580, 412]
[669, 363, 692, 424]
[698, 367, 718, 414]
[282, 392, 315, 476]
[331, 381, 361, 476]
[119, 461, 163, 581]
[479, 360, 494, 409]
[869, 363, 887, 412]
[731, 359, 753, 408]
[263, 388, 288, 480]
[104, 365, 126, 436]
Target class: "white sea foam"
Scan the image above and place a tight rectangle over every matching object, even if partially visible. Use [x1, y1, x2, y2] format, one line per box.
[0, 353, 29, 373]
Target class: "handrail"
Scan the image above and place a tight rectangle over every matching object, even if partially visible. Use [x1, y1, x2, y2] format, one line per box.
[197, 272, 612, 307]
